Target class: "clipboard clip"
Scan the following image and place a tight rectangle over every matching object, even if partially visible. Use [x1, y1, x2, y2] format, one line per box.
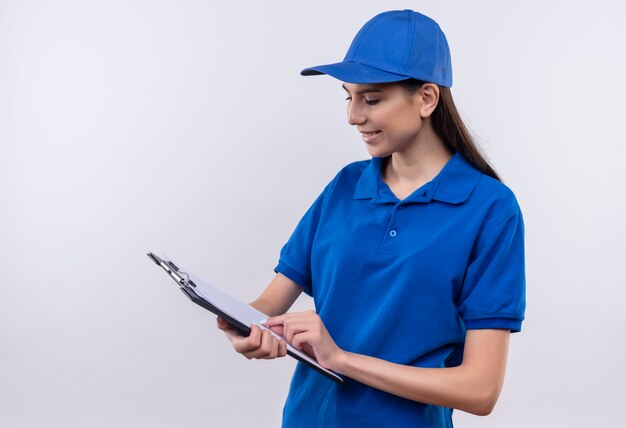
[148, 252, 195, 288]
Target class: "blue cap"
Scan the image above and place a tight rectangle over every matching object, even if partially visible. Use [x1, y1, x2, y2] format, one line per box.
[301, 10, 453, 87]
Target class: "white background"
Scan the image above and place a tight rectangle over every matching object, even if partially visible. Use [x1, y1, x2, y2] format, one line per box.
[1, 1, 625, 427]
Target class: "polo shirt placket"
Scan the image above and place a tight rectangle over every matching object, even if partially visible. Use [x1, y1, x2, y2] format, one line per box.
[371, 186, 436, 255]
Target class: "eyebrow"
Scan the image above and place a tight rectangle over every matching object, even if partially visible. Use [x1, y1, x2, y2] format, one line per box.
[341, 84, 384, 95]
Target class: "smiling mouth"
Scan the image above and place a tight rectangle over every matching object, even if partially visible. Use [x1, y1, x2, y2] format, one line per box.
[361, 131, 381, 137]
[360, 130, 382, 144]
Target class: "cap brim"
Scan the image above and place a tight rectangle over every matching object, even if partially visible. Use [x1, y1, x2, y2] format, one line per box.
[301, 61, 409, 84]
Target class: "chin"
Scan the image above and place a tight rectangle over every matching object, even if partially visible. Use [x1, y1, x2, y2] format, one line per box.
[366, 147, 392, 158]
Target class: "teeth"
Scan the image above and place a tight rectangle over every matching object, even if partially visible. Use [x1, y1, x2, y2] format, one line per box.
[362, 131, 380, 136]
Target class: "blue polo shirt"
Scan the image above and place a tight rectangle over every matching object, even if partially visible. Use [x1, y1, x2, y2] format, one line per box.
[274, 152, 526, 427]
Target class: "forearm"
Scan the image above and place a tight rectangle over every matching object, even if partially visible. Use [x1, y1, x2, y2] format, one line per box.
[250, 273, 304, 317]
[332, 353, 499, 415]
[326, 329, 510, 416]
[249, 296, 282, 316]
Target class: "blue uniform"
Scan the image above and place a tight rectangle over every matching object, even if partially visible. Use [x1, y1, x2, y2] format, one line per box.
[275, 152, 526, 427]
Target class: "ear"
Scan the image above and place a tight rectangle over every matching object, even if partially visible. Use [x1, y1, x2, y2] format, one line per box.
[418, 83, 440, 118]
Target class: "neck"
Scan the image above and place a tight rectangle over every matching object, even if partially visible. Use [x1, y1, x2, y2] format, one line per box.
[384, 121, 454, 186]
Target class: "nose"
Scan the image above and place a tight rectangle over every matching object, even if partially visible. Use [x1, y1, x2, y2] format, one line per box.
[347, 101, 366, 126]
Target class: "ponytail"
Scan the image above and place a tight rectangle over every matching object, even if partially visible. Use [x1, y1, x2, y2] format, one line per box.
[398, 79, 501, 182]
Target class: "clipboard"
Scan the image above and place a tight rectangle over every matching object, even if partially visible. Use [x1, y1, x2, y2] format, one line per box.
[148, 252, 343, 384]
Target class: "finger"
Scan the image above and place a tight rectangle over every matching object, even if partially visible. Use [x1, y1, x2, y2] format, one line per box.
[267, 324, 284, 336]
[291, 331, 314, 352]
[264, 310, 313, 326]
[217, 319, 245, 345]
[283, 321, 312, 345]
[278, 339, 287, 357]
[266, 336, 288, 359]
[258, 329, 275, 359]
[233, 324, 262, 354]
[217, 317, 242, 334]
[217, 317, 233, 331]
[245, 329, 276, 359]
[263, 314, 286, 328]
[263, 332, 279, 360]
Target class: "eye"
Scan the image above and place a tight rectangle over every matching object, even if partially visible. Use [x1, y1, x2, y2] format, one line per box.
[365, 99, 380, 105]
[345, 96, 352, 102]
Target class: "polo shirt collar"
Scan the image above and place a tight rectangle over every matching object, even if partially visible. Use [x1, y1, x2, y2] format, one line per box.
[352, 152, 482, 205]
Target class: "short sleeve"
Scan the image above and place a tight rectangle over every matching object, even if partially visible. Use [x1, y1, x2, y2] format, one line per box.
[274, 188, 328, 296]
[458, 207, 526, 333]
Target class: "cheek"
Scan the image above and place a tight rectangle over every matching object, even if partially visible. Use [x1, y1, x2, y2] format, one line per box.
[372, 106, 402, 130]
[387, 113, 422, 138]
[378, 102, 420, 129]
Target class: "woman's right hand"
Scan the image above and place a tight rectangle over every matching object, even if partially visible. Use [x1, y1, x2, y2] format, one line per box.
[216, 316, 288, 360]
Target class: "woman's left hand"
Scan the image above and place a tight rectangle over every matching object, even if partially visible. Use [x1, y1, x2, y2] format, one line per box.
[262, 310, 344, 370]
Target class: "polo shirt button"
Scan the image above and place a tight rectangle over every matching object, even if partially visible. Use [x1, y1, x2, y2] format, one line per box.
[389, 229, 397, 237]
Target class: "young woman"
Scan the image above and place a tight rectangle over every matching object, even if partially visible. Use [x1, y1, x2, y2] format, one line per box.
[217, 10, 525, 427]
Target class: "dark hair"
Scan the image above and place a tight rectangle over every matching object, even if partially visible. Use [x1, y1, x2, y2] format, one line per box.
[397, 79, 501, 182]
